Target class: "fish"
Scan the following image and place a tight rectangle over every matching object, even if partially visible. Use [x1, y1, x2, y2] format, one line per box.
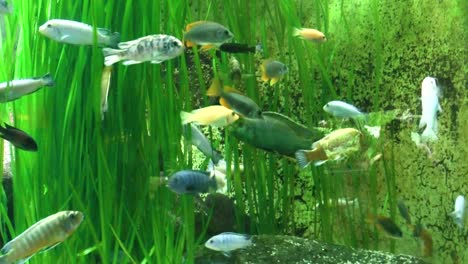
[323, 101, 364, 119]
[183, 21, 233, 49]
[260, 60, 288, 86]
[102, 34, 184, 66]
[100, 66, 112, 120]
[367, 215, 403, 239]
[412, 223, 433, 257]
[229, 112, 324, 157]
[207, 78, 262, 118]
[0, 0, 12, 14]
[180, 105, 239, 127]
[219, 43, 256, 53]
[419, 76, 441, 142]
[0, 123, 38, 151]
[397, 200, 412, 225]
[205, 232, 253, 257]
[0, 73, 55, 103]
[183, 124, 223, 164]
[295, 128, 362, 168]
[449, 195, 465, 229]
[229, 56, 242, 85]
[0, 211, 84, 264]
[293, 27, 327, 43]
[167, 170, 220, 195]
[39, 19, 120, 47]
[208, 158, 244, 175]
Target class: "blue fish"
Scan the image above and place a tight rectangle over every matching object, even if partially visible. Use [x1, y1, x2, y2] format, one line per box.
[167, 170, 218, 194]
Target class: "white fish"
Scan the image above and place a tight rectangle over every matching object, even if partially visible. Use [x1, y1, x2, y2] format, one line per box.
[0, 211, 84, 264]
[205, 232, 252, 256]
[419, 77, 441, 142]
[39, 19, 120, 47]
[449, 195, 465, 229]
[323, 100, 364, 118]
[0, 73, 55, 102]
[102, 34, 184, 66]
[0, 0, 12, 14]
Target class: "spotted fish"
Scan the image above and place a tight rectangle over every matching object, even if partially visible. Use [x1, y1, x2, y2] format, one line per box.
[102, 34, 184, 66]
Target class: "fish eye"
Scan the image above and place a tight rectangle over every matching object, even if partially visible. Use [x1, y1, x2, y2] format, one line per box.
[210, 240, 214, 244]
[172, 41, 179, 47]
[47, 24, 52, 28]
[224, 30, 230, 36]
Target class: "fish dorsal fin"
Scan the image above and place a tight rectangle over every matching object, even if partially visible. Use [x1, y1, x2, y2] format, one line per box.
[220, 232, 252, 240]
[185, 21, 207, 32]
[262, 112, 315, 139]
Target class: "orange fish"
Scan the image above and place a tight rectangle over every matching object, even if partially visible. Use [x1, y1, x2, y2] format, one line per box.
[413, 223, 433, 258]
[366, 215, 403, 239]
[180, 105, 239, 127]
[293, 27, 326, 43]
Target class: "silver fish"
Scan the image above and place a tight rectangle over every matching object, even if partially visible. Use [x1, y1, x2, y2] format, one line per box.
[205, 232, 252, 256]
[323, 100, 364, 118]
[0, 211, 84, 264]
[183, 124, 223, 164]
[419, 77, 441, 142]
[39, 19, 120, 47]
[449, 195, 465, 229]
[0, 73, 54, 102]
[0, 0, 12, 14]
[102, 34, 184, 66]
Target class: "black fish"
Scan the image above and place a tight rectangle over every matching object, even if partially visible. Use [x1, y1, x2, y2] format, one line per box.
[219, 43, 256, 53]
[0, 123, 38, 151]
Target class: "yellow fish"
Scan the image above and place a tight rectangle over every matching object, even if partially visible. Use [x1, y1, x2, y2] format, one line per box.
[295, 128, 362, 168]
[293, 27, 327, 43]
[260, 60, 288, 86]
[0, 211, 84, 264]
[180, 105, 239, 127]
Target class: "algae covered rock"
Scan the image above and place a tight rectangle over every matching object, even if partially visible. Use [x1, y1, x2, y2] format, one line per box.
[196, 235, 426, 264]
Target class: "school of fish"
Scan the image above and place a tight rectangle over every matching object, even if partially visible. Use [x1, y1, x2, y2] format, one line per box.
[0, 2, 459, 261]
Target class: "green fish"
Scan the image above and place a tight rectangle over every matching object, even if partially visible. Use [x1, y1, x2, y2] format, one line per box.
[229, 112, 324, 157]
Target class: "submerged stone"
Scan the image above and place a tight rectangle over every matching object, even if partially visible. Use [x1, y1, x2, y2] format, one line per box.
[195, 235, 426, 264]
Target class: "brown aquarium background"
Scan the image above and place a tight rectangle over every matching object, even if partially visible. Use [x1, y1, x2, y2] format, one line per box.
[0, 0, 466, 263]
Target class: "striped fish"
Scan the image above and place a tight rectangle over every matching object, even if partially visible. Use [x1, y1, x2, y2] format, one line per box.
[0, 211, 84, 264]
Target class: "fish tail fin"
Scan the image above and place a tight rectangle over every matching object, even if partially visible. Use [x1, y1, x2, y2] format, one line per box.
[108, 32, 121, 48]
[41, 73, 55, 87]
[207, 78, 223, 97]
[180, 111, 194, 124]
[102, 48, 124, 66]
[421, 126, 438, 142]
[292, 27, 303, 37]
[295, 150, 312, 169]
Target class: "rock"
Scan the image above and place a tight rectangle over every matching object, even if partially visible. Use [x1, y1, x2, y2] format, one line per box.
[195, 235, 426, 264]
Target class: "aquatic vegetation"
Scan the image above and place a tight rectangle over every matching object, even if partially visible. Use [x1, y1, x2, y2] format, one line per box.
[0, 0, 465, 263]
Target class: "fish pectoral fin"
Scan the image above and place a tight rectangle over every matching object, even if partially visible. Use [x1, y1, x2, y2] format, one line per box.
[60, 35, 71, 41]
[201, 44, 215, 51]
[122, 60, 143, 66]
[314, 160, 328, 166]
[270, 77, 280, 86]
[222, 251, 232, 258]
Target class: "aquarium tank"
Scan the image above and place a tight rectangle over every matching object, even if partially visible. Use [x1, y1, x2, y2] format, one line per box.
[0, 0, 466, 263]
